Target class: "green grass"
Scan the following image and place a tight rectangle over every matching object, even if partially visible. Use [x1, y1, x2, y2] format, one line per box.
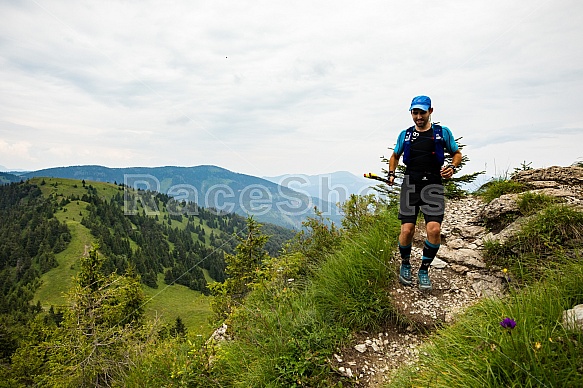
[171, 207, 402, 387]
[475, 178, 525, 203]
[483, 205, 583, 283]
[516, 192, 559, 216]
[309, 214, 400, 330]
[389, 262, 583, 387]
[35, 208, 94, 308]
[143, 273, 213, 336]
[31, 176, 122, 200]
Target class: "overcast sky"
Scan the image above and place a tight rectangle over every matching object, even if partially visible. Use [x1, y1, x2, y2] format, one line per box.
[1, 0, 582, 180]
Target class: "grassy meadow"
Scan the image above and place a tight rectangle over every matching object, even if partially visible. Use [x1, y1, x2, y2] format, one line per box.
[31, 177, 214, 334]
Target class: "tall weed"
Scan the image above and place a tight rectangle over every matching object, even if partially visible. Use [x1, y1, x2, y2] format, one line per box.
[516, 192, 558, 216]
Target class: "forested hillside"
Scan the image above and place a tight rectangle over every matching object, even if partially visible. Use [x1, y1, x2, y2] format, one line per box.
[0, 181, 70, 321]
[0, 177, 296, 386]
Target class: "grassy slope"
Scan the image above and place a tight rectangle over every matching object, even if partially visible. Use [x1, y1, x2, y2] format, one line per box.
[196, 191, 583, 387]
[205, 207, 402, 387]
[34, 178, 95, 308]
[34, 214, 93, 308]
[31, 177, 213, 334]
[390, 263, 583, 387]
[143, 273, 213, 337]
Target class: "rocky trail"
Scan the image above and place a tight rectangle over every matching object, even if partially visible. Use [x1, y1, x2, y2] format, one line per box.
[331, 196, 501, 386]
[331, 166, 583, 386]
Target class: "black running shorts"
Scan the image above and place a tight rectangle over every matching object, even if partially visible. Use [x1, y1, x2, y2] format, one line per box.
[397, 172, 445, 225]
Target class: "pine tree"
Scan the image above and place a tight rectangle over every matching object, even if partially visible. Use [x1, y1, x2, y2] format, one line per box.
[171, 316, 187, 338]
[37, 245, 145, 387]
[209, 217, 270, 320]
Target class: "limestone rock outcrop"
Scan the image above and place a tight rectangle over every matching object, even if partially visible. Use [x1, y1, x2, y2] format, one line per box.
[511, 165, 583, 186]
[563, 304, 583, 332]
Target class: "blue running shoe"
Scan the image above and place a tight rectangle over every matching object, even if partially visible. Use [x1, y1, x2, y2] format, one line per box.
[418, 269, 432, 291]
[399, 264, 412, 286]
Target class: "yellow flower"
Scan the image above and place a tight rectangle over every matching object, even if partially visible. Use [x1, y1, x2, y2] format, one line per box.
[534, 342, 541, 350]
[502, 268, 508, 273]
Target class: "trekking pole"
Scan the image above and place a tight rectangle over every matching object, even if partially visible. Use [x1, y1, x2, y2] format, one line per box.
[363, 172, 391, 185]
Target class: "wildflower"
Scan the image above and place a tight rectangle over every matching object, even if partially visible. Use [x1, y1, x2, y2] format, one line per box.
[534, 342, 541, 350]
[500, 317, 517, 329]
[502, 268, 508, 273]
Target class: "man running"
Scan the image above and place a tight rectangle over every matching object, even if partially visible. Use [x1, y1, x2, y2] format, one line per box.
[388, 95, 462, 291]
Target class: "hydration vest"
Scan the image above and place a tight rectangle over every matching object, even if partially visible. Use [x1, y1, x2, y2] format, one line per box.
[402, 124, 445, 166]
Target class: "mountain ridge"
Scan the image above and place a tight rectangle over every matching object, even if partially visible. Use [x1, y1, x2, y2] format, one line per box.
[263, 170, 375, 204]
[21, 165, 343, 229]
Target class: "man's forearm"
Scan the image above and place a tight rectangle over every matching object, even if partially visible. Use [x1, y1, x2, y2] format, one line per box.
[389, 153, 400, 172]
[452, 152, 462, 168]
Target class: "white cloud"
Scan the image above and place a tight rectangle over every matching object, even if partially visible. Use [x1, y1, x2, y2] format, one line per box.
[0, 0, 582, 177]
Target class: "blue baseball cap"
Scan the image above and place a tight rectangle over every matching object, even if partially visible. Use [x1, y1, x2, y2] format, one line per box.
[409, 95, 431, 111]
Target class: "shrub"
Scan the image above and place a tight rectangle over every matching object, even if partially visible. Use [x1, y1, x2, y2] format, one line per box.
[516, 192, 558, 216]
[475, 178, 525, 203]
[483, 205, 583, 283]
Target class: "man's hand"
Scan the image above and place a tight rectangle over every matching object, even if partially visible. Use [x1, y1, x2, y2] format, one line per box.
[440, 164, 456, 179]
[388, 170, 396, 186]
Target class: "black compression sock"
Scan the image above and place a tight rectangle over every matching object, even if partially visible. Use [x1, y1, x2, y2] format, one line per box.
[399, 242, 412, 265]
[420, 240, 440, 271]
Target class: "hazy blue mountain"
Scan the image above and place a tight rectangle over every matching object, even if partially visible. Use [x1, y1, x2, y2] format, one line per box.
[263, 171, 377, 206]
[0, 171, 22, 184]
[22, 165, 342, 228]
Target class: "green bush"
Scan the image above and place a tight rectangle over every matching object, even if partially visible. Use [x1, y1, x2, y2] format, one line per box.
[475, 178, 525, 203]
[516, 192, 558, 216]
[483, 205, 583, 283]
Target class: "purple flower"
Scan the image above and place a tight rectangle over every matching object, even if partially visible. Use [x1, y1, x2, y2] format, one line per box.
[500, 318, 517, 329]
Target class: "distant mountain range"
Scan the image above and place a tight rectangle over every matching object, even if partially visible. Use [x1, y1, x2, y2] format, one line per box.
[14, 165, 349, 229]
[0, 171, 22, 184]
[263, 171, 376, 204]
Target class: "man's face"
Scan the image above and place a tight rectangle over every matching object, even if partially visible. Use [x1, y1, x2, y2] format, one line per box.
[411, 108, 433, 129]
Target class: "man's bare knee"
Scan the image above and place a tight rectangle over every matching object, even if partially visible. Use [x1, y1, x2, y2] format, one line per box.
[426, 221, 441, 243]
[400, 223, 416, 245]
